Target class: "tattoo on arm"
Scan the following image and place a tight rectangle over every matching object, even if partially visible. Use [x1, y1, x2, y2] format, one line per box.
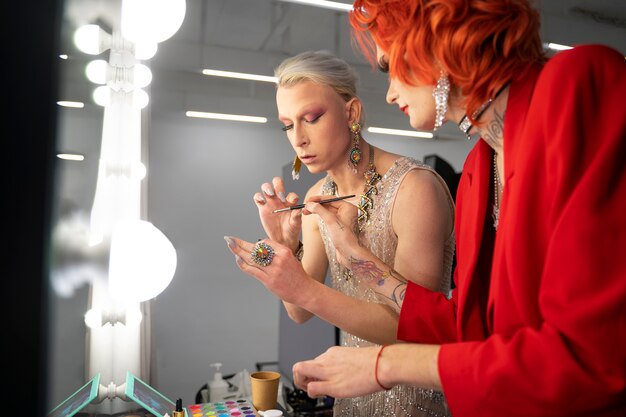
[348, 257, 407, 311]
[391, 283, 406, 309]
[349, 257, 389, 286]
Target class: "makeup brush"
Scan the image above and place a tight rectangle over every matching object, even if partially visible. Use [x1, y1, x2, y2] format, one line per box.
[272, 194, 356, 213]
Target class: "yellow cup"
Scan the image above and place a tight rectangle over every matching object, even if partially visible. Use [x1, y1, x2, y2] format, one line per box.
[250, 371, 281, 411]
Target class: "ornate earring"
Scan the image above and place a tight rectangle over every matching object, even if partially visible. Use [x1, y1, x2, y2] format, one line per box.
[292, 155, 301, 181]
[348, 122, 363, 173]
[432, 71, 450, 131]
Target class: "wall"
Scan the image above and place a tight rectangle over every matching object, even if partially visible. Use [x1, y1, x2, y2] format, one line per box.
[49, 108, 474, 407]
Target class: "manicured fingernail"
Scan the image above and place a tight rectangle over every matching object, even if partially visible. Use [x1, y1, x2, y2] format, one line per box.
[224, 236, 235, 248]
[254, 195, 266, 204]
[235, 255, 244, 265]
[277, 191, 286, 202]
[263, 187, 275, 196]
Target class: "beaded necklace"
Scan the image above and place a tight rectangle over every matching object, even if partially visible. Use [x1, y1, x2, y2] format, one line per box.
[327, 145, 382, 233]
[327, 146, 381, 282]
[492, 152, 502, 230]
[357, 147, 382, 232]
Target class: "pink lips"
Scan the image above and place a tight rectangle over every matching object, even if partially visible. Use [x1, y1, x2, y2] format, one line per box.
[400, 105, 409, 116]
[300, 155, 316, 163]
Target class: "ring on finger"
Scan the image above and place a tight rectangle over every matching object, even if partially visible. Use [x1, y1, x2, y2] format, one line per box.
[251, 241, 275, 267]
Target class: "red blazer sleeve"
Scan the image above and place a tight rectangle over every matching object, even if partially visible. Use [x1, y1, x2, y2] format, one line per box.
[397, 280, 458, 343]
[439, 45, 626, 417]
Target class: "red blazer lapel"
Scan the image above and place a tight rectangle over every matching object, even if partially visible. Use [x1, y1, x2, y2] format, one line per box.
[455, 140, 492, 340]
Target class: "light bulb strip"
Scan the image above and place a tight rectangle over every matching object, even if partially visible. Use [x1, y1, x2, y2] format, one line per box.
[279, 0, 352, 11]
[202, 69, 277, 83]
[57, 153, 86, 161]
[367, 126, 434, 139]
[57, 101, 85, 108]
[544, 42, 573, 51]
[185, 111, 267, 123]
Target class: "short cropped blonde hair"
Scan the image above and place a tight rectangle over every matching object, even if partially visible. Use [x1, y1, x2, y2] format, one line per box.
[274, 50, 360, 103]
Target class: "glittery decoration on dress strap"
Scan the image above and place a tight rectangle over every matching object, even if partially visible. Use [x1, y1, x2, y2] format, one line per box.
[357, 147, 381, 232]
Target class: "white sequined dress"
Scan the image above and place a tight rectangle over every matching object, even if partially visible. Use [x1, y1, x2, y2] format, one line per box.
[318, 157, 455, 417]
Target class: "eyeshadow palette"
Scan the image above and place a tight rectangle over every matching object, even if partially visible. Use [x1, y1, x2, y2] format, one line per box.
[186, 399, 258, 417]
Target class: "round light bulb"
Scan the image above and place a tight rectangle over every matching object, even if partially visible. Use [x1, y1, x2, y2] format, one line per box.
[108, 220, 177, 303]
[122, 0, 186, 44]
[133, 64, 152, 88]
[85, 60, 108, 84]
[135, 42, 158, 60]
[133, 89, 149, 109]
[132, 162, 147, 181]
[74, 24, 109, 55]
[84, 308, 103, 329]
[93, 86, 111, 107]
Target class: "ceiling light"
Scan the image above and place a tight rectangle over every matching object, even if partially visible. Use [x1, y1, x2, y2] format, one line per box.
[57, 153, 85, 161]
[202, 69, 277, 83]
[57, 101, 85, 108]
[278, 0, 352, 12]
[186, 111, 268, 123]
[368, 127, 434, 139]
[544, 42, 573, 51]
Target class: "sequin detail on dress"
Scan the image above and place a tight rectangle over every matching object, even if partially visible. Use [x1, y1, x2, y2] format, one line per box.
[319, 157, 455, 417]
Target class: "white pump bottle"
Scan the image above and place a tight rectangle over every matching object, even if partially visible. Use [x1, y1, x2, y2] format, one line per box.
[209, 362, 229, 402]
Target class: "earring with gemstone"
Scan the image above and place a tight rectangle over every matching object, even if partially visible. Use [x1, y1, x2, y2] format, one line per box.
[348, 122, 363, 173]
[432, 71, 450, 131]
[292, 155, 301, 181]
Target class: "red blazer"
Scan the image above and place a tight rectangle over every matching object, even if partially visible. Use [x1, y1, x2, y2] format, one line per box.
[398, 45, 626, 416]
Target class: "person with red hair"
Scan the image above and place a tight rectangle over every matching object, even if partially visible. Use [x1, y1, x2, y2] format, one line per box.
[282, 1, 626, 416]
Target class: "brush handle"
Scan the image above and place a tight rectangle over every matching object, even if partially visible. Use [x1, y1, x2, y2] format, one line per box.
[272, 194, 355, 213]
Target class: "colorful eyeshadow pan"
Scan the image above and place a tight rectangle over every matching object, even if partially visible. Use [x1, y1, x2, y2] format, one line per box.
[185, 399, 260, 417]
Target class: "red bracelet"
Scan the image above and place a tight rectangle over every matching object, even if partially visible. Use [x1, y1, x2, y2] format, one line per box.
[375, 344, 392, 391]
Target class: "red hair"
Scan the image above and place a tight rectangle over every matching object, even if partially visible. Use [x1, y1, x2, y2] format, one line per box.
[349, 0, 546, 122]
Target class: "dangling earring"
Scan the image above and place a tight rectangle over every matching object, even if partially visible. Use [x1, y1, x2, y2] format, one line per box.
[432, 71, 450, 131]
[292, 155, 301, 181]
[348, 122, 363, 174]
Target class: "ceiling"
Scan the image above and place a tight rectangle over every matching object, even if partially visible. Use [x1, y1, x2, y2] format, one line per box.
[57, 0, 626, 137]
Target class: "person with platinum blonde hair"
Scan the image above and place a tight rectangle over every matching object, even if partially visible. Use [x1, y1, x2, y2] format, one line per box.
[225, 50, 456, 416]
